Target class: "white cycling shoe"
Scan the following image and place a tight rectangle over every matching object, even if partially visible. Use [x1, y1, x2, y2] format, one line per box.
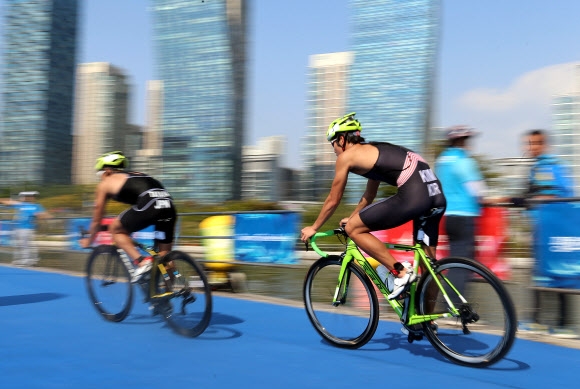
[131, 258, 153, 283]
[387, 261, 417, 300]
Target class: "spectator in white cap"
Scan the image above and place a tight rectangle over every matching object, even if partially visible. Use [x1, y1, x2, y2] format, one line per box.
[435, 125, 489, 260]
[0, 191, 49, 266]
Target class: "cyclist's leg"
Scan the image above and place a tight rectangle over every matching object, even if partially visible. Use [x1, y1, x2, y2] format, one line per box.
[153, 207, 177, 259]
[418, 243, 439, 314]
[113, 206, 160, 262]
[344, 213, 399, 270]
[109, 218, 142, 262]
[346, 195, 412, 271]
[154, 208, 178, 279]
[415, 206, 446, 313]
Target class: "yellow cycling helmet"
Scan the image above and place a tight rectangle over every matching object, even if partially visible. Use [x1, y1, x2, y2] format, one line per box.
[326, 112, 362, 142]
[94, 151, 128, 171]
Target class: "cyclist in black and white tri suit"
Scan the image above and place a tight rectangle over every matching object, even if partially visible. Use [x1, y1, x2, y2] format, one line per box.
[300, 113, 447, 299]
[80, 151, 177, 282]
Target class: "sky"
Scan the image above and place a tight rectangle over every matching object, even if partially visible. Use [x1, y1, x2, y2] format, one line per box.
[3, 0, 580, 168]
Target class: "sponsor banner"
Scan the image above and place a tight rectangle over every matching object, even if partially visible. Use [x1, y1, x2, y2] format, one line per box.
[370, 207, 511, 280]
[534, 202, 580, 288]
[234, 213, 300, 264]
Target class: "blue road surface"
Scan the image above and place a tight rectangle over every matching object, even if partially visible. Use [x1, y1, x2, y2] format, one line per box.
[1, 265, 579, 388]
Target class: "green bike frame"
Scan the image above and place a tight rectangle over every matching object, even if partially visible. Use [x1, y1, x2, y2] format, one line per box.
[310, 230, 463, 326]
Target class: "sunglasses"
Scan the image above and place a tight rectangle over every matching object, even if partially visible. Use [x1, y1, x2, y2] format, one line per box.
[330, 139, 337, 148]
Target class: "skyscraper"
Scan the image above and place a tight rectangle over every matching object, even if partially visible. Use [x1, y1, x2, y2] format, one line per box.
[349, 0, 440, 150]
[552, 94, 580, 195]
[241, 136, 286, 202]
[0, 0, 79, 187]
[133, 80, 164, 177]
[304, 52, 353, 201]
[151, 0, 247, 201]
[346, 0, 440, 200]
[72, 63, 130, 185]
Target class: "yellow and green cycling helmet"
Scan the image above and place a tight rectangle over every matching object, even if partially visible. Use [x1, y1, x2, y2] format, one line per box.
[95, 151, 128, 171]
[326, 112, 362, 142]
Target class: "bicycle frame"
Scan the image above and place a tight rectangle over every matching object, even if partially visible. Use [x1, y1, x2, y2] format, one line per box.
[310, 230, 463, 326]
[109, 240, 174, 300]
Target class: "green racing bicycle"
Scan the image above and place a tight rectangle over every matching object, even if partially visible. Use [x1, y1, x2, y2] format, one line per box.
[303, 227, 517, 367]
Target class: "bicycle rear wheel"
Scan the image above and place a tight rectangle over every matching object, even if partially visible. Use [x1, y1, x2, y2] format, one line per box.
[303, 256, 379, 349]
[85, 245, 133, 322]
[416, 257, 517, 367]
[153, 251, 212, 337]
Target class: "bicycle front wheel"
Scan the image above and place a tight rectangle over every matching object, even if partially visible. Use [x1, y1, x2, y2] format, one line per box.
[153, 251, 212, 337]
[85, 245, 133, 322]
[416, 257, 517, 367]
[303, 256, 379, 349]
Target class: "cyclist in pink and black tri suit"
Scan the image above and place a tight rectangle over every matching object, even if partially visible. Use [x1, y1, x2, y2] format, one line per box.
[80, 151, 177, 283]
[300, 113, 447, 299]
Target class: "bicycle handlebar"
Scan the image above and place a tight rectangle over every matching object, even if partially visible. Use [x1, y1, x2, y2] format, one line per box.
[308, 228, 347, 257]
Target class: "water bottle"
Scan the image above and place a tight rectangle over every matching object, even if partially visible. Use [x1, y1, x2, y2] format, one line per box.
[376, 265, 390, 289]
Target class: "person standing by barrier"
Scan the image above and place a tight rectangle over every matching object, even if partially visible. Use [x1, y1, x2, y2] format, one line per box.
[502, 129, 576, 335]
[0, 191, 49, 266]
[435, 125, 489, 260]
[509, 129, 574, 204]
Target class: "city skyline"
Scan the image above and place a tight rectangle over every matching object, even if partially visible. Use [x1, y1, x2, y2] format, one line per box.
[2, 1, 580, 168]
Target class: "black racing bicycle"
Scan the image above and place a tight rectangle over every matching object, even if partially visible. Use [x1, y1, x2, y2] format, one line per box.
[85, 233, 212, 338]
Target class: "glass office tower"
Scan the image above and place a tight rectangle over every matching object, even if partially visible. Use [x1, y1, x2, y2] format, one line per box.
[0, 0, 79, 187]
[347, 0, 440, 200]
[552, 94, 580, 195]
[304, 52, 353, 201]
[152, 0, 246, 201]
[72, 63, 130, 185]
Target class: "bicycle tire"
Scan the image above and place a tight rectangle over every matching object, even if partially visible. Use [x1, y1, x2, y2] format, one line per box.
[416, 256, 517, 367]
[303, 256, 379, 349]
[153, 251, 212, 337]
[85, 245, 133, 322]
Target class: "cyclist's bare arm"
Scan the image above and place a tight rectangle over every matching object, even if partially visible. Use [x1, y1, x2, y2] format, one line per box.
[301, 158, 350, 241]
[341, 179, 380, 226]
[81, 182, 108, 248]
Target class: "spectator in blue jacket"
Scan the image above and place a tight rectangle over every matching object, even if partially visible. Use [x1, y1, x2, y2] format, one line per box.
[0, 191, 49, 266]
[435, 125, 488, 260]
[505, 129, 575, 335]
[510, 129, 574, 206]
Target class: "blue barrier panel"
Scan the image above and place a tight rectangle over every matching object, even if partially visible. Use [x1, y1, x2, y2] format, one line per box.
[234, 212, 300, 264]
[534, 202, 580, 288]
